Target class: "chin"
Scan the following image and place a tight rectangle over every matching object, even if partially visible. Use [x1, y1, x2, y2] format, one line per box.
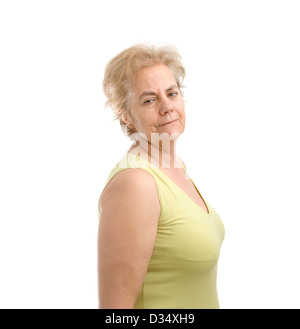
[159, 129, 183, 140]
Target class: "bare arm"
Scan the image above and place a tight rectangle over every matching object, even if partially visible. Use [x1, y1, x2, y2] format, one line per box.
[97, 169, 160, 309]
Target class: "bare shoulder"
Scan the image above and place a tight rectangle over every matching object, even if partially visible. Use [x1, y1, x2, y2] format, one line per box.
[99, 168, 160, 217]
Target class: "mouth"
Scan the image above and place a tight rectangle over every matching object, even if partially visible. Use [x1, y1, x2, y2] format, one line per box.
[159, 119, 179, 127]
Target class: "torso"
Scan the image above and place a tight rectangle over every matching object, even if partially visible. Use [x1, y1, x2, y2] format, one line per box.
[159, 167, 209, 214]
[125, 144, 209, 214]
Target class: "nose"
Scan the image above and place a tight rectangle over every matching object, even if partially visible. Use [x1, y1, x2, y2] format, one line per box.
[159, 96, 173, 115]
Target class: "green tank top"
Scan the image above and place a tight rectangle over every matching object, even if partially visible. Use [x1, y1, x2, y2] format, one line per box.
[98, 152, 225, 309]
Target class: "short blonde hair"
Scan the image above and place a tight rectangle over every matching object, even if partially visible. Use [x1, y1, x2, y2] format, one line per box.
[102, 43, 185, 136]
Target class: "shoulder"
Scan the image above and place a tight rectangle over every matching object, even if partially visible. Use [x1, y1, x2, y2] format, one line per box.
[99, 168, 160, 215]
[102, 168, 158, 198]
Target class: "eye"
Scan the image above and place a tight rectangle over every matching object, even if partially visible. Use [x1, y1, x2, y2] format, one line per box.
[144, 98, 155, 105]
[169, 92, 178, 97]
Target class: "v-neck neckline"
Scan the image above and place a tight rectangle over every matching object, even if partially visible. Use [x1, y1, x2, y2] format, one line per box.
[158, 166, 210, 215]
[127, 152, 210, 215]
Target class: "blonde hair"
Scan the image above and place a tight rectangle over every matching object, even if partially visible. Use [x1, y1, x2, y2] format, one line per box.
[102, 43, 185, 136]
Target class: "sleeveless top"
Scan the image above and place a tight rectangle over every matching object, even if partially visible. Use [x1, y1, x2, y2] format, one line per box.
[98, 152, 225, 309]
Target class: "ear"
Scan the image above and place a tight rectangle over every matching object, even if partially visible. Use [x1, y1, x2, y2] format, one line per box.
[118, 109, 133, 129]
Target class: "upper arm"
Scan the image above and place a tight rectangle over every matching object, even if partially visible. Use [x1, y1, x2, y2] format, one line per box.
[97, 169, 160, 309]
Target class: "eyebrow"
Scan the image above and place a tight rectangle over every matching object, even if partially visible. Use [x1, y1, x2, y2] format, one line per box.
[138, 85, 179, 102]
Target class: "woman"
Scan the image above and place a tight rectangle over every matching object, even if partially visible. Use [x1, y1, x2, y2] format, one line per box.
[97, 44, 225, 309]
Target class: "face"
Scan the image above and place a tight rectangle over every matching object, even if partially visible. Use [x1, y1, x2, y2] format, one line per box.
[123, 64, 186, 143]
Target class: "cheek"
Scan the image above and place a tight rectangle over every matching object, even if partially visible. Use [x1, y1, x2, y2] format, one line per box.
[179, 106, 186, 121]
[180, 117, 186, 130]
[179, 110, 186, 129]
[133, 115, 154, 133]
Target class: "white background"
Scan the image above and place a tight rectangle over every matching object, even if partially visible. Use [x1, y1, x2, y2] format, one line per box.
[0, 0, 299, 309]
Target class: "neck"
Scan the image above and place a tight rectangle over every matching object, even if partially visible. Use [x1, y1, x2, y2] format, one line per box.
[129, 133, 181, 169]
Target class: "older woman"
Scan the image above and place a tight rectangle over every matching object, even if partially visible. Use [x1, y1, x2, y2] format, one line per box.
[97, 44, 225, 309]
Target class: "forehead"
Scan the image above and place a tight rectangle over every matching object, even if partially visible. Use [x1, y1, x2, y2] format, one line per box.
[132, 64, 177, 92]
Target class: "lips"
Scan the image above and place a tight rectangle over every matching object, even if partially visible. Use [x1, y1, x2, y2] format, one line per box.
[159, 119, 178, 126]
